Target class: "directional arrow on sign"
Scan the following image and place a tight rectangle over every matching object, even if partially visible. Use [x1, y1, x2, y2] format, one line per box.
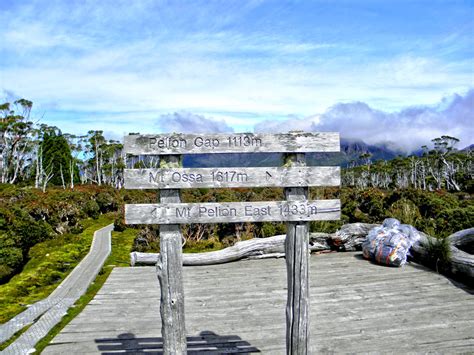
[266, 171, 272, 181]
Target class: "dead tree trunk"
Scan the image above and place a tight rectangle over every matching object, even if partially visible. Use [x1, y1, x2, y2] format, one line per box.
[448, 228, 474, 281]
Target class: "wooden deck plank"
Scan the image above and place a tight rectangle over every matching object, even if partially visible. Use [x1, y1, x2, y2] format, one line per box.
[43, 252, 474, 354]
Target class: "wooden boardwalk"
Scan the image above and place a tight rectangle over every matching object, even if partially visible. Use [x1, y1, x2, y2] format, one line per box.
[1, 224, 113, 355]
[43, 252, 474, 354]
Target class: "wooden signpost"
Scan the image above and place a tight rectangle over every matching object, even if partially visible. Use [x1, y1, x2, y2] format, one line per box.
[124, 132, 340, 354]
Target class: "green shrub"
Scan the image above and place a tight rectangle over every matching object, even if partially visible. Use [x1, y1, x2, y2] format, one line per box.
[259, 222, 286, 237]
[359, 188, 386, 221]
[70, 222, 84, 234]
[12, 219, 53, 249]
[133, 226, 159, 252]
[260, 222, 276, 238]
[113, 216, 126, 232]
[423, 236, 451, 272]
[310, 220, 345, 233]
[95, 191, 117, 213]
[184, 236, 223, 253]
[388, 198, 421, 226]
[83, 200, 100, 219]
[435, 205, 474, 237]
[0, 265, 14, 284]
[0, 247, 23, 269]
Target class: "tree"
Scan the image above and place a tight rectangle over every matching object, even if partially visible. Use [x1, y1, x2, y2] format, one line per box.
[41, 129, 79, 188]
[63, 133, 86, 189]
[342, 136, 472, 192]
[77, 131, 125, 187]
[0, 99, 35, 184]
[85, 130, 107, 185]
[429, 136, 462, 191]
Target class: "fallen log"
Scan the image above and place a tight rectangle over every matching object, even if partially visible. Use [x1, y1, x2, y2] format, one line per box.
[130, 223, 377, 266]
[448, 228, 474, 281]
[132, 234, 286, 266]
[130, 224, 474, 285]
[448, 228, 474, 254]
[329, 223, 379, 251]
[407, 228, 474, 286]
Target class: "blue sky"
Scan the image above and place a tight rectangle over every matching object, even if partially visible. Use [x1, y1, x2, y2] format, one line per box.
[0, 0, 473, 150]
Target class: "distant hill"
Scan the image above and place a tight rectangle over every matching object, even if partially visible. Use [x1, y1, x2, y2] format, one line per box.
[183, 138, 401, 168]
[462, 144, 474, 152]
[337, 138, 400, 165]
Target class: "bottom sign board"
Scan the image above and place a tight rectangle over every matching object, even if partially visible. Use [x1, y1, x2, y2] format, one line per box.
[125, 199, 340, 224]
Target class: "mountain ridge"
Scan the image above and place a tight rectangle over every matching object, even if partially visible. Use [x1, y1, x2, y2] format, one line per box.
[182, 138, 402, 168]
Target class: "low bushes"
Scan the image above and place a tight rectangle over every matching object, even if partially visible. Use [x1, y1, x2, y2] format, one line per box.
[0, 185, 154, 283]
[0, 215, 113, 323]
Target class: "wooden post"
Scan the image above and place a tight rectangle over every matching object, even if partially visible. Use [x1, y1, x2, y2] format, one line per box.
[156, 155, 187, 354]
[285, 152, 310, 354]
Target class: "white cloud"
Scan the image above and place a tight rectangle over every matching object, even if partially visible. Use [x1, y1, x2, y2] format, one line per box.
[309, 89, 474, 152]
[158, 112, 234, 133]
[371, 55, 460, 90]
[254, 115, 320, 133]
[250, 89, 473, 152]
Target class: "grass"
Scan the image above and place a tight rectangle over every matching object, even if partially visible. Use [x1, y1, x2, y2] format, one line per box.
[424, 235, 452, 273]
[33, 227, 137, 354]
[183, 236, 224, 253]
[0, 214, 114, 325]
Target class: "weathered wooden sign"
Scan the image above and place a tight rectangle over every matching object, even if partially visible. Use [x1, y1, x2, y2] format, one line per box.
[124, 166, 340, 189]
[124, 132, 339, 155]
[125, 199, 340, 224]
[123, 131, 341, 354]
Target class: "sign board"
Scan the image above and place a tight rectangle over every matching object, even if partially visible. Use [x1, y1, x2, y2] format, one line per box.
[123, 131, 341, 354]
[124, 132, 339, 155]
[125, 200, 340, 224]
[124, 166, 340, 189]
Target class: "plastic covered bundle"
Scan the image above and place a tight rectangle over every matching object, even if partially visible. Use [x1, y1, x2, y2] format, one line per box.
[362, 218, 420, 267]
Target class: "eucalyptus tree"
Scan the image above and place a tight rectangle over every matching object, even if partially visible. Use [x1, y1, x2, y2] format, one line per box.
[33, 124, 56, 190]
[427, 136, 462, 191]
[99, 139, 125, 188]
[63, 133, 86, 189]
[82, 131, 125, 187]
[342, 135, 471, 192]
[0, 99, 35, 184]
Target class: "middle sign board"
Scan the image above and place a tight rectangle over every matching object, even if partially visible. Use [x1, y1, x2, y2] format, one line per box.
[124, 166, 340, 189]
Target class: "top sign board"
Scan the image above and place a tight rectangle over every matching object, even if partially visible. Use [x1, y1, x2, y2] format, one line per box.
[124, 132, 340, 155]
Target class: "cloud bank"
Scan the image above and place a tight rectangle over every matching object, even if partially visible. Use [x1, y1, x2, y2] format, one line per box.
[255, 89, 474, 152]
[158, 112, 234, 133]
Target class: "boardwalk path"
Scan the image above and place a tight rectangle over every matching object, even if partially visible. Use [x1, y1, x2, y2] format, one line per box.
[0, 224, 113, 354]
[43, 252, 474, 354]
